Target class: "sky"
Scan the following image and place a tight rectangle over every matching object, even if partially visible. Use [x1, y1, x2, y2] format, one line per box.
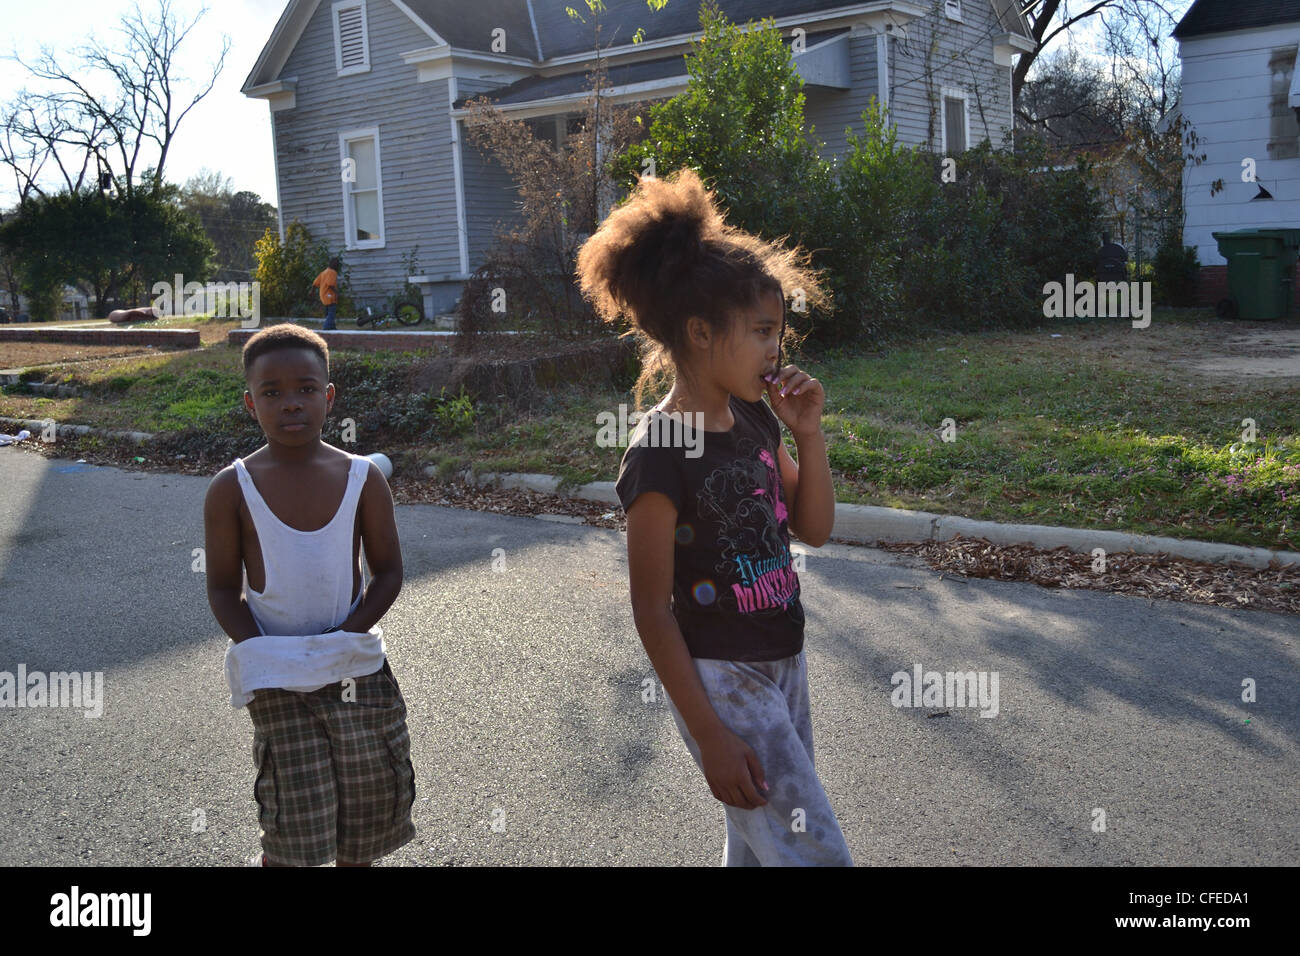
[0, 0, 286, 206]
[0, 0, 1188, 210]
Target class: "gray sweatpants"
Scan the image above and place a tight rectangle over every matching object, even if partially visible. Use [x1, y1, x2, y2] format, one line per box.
[665, 650, 854, 866]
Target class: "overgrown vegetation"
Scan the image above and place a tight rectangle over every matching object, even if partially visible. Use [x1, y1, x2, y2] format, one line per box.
[457, 7, 646, 345]
[253, 220, 353, 319]
[468, 0, 1103, 349]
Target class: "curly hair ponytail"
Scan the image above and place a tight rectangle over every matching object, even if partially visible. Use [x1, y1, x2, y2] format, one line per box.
[575, 166, 829, 408]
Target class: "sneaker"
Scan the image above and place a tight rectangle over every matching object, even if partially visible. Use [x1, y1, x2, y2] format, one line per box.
[247, 850, 266, 867]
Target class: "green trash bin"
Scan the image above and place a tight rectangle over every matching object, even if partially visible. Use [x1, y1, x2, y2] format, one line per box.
[1212, 228, 1300, 320]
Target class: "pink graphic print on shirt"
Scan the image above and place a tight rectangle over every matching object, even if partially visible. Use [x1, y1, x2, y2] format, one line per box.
[695, 439, 799, 614]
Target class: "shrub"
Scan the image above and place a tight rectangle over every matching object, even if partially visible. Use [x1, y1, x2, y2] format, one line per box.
[1152, 229, 1200, 307]
[253, 221, 352, 319]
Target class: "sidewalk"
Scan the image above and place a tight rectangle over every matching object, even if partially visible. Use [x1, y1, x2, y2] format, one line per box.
[3, 412, 1296, 571]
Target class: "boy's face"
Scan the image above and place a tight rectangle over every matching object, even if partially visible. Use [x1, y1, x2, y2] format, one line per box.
[243, 347, 334, 444]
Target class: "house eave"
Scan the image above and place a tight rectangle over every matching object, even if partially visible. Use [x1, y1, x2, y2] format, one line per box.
[401, 44, 536, 70]
[242, 0, 318, 92]
[402, 44, 537, 84]
[453, 76, 692, 123]
[243, 77, 298, 111]
[993, 31, 1036, 67]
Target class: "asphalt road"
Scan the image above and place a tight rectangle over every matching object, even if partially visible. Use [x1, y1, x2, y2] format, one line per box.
[1, 449, 1296, 866]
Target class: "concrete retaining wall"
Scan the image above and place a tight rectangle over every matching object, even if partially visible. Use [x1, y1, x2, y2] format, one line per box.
[0, 327, 199, 348]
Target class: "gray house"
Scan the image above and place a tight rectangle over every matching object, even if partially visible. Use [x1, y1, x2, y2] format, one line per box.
[243, 1, 1035, 316]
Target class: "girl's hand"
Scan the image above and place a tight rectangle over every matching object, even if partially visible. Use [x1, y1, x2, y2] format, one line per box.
[765, 364, 825, 438]
[697, 726, 769, 809]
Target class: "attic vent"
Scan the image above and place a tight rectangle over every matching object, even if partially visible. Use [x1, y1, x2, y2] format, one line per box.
[334, 2, 370, 75]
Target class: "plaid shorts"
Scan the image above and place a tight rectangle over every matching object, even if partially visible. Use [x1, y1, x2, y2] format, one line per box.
[247, 658, 416, 865]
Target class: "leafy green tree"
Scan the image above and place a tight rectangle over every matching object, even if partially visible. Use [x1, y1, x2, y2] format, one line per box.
[0, 184, 212, 317]
[605, 0, 838, 342]
[611, 0, 828, 252]
[180, 169, 277, 282]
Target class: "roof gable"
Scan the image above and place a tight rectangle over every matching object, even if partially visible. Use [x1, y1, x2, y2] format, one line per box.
[243, 0, 447, 92]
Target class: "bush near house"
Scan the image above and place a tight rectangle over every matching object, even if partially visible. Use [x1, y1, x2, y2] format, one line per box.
[253, 220, 353, 319]
[458, 52, 645, 345]
[1152, 230, 1201, 307]
[465, 0, 1105, 349]
[608, 1, 1102, 346]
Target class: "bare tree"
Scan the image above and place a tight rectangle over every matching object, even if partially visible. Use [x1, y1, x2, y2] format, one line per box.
[1098, 0, 1183, 133]
[1, 0, 229, 200]
[1017, 45, 1126, 144]
[1012, 0, 1186, 106]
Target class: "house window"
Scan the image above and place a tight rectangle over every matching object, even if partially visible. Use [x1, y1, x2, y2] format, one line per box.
[945, 0, 962, 20]
[525, 116, 559, 149]
[333, 1, 369, 76]
[943, 93, 968, 153]
[340, 128, 384, 248]
[1269, 45, 1300, 160]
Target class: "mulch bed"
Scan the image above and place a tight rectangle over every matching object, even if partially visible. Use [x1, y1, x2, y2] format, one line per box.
[874, 536, 1300, 615]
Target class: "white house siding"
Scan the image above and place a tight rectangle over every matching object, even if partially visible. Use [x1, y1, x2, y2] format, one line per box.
[885, 1, 1015, 153]
[802, 31, 880, 164]
[1177, 24, 1300, 268]
[457, 76, 531, 270]
[273, 0, 458, 310]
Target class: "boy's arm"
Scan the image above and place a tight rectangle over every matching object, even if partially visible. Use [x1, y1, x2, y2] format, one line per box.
[626, 491, 768, 810]
[336, 462, 402, 633]
[203, 468, 262, 643]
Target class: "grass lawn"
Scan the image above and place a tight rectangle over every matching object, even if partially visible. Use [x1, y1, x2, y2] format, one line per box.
[2, 308, 1298, 550]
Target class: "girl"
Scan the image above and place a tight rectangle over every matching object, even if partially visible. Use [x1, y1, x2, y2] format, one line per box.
[576, 168, 853, 866]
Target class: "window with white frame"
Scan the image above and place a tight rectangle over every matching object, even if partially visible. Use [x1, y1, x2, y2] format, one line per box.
[340, 128, 384, 248]
[333, 1, 369, 76]
[944, 0, 962, 21]
[942, 91, 968, 154]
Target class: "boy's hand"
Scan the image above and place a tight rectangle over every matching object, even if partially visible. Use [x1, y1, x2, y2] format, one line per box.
[766, 364, 825, 439]
[697, 726, 768, 809]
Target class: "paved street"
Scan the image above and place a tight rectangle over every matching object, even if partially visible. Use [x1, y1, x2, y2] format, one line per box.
[1, 449, 1296, 865]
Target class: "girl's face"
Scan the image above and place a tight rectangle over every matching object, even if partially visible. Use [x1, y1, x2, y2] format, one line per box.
[714, 291, 784, 403]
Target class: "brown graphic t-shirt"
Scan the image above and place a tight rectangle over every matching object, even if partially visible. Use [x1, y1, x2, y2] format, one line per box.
[615, 394, 804, 661]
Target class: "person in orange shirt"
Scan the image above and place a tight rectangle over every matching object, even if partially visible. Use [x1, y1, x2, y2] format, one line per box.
[312, 258, 340, 330]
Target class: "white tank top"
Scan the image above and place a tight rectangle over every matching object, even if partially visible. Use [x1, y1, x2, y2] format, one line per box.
[233, 453, 368, 637]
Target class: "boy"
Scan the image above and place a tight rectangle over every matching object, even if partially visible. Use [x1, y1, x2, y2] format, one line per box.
[203, 323, 415, 866]
[312, 258, 340, 330]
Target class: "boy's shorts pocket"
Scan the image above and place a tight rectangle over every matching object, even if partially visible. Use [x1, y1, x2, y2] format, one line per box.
[383, 724, 416, 825]
[252, 736, 279, 834]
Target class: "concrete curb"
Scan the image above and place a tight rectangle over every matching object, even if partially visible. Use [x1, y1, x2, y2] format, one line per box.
[0, 415, 153, 446]
[1, 412, 1292, 571]
[449, 468, 1300, 572]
